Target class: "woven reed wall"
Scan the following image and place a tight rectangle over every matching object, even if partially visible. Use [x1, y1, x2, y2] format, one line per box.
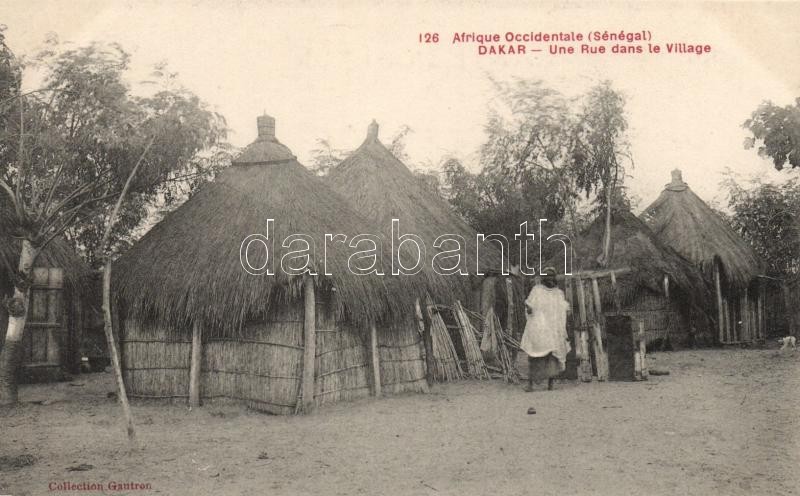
[122, 319, 192, 399]
[617, 291, 688, 346]
[203, 302, 304, 415]
[314, 295, 370, 408]
[121, 293, 429, 413]
[377, 320, 427, 395]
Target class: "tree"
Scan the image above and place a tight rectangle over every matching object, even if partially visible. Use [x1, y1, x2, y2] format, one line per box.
[722, 173, 800, 336]
[308, 138, 348, 177]
[571, 81, 632, 267]
[442, 156, 566, 266]
[744, 98, 800, 170]
[442, 79, 632, 269]
[0, 35, 227, 419]
[722, 173, 800, 276]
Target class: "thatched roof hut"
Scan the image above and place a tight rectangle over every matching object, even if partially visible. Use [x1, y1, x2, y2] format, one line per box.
[113, 115, 431, 413]
[641, 169, 760, 288]
[558, 208, 709, 347]
[641, 170, 765, 344]
[326, 122, 524, 375]
[570, 209, 708, 302]
[115, 116, 425, 331]
[327, 121, 505, 291]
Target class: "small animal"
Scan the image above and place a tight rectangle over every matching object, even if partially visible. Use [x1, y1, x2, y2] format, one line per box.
[778, 336, 796, 350]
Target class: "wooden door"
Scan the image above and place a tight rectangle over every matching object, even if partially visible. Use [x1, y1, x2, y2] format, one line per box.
[22, 268, 65, 366]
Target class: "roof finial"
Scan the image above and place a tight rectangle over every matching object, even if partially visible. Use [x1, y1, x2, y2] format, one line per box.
[257, 114, 275, 140]
[367, 120, 379, 140]
[666, 168, 688, 191]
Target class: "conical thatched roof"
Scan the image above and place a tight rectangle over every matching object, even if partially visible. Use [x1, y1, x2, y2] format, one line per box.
[326, 121, 505, 302]
[641, 169, 760, 288]
[113, 115, 428, 333]
[564, 209, 709, 307]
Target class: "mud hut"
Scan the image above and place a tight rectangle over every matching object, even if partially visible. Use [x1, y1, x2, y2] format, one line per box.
[562, 209, 709, 348]
[641, 169, 764, 344]
[113, 114, 437, 414]
[0, 213, 94, 381]
[326, 121, 522, 376]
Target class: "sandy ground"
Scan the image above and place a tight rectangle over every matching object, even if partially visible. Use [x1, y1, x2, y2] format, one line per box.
[1, 347, 798, 496]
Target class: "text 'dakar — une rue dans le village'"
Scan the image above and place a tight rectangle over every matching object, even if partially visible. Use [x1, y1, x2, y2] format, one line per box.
[419, 31, 712, 56]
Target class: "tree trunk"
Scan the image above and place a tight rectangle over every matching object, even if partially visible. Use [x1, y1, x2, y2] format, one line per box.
[102, 262, 137, 445]
[600, 185, 613, 267]
[0, 239, 35, 406]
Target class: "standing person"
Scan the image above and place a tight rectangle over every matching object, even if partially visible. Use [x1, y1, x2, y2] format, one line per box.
[520, 267, 571, 392]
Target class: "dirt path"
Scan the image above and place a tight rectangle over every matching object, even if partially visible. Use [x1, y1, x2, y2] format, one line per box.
[1, 348, 798, 496]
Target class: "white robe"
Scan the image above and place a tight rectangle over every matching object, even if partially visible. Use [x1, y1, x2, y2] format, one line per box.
[520, 285, 571, 368]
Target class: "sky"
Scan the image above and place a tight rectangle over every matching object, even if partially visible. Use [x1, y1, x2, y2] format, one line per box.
[1, 0, 799, 212]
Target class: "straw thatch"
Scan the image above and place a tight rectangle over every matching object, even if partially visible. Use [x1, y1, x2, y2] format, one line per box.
[326, 121, 506, 304]
[641, 169, 761, 288]
[114, 114, 431, 413]
[114, 119, 429, 334]
[567, 208, 709, 305]
[559, 208, 711, 346]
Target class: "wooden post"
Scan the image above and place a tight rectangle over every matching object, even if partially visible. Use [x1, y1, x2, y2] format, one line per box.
[575, 278, 592, 382]
[742, 291, 750, 342]
[591, 322, 608, 381]
[565, 277, 578, 378]
[638, 321, 648, 379]
[417, 298, 435, 386]
[591, 278, 603, 320]
[610, 271, 621, 312]
[714, 263, 724, 344]
[782, 283, 797, 338]
[757, 284, 764, 341]
[189, 320, 203, 408]
[633, 321, 642, 380]
[301, 275, 316, 413]
[590, 278, 609, 381]
[505, 278, 517, 363]
[369, 322, 381, 397]
[722, 298, 730, 344]
[480, 277, 496, 318]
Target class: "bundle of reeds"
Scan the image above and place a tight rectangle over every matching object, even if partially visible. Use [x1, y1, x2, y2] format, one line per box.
[429, 308, 463, 382]
[461, 307, 520, 383]
[452, 301, 489, 379]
